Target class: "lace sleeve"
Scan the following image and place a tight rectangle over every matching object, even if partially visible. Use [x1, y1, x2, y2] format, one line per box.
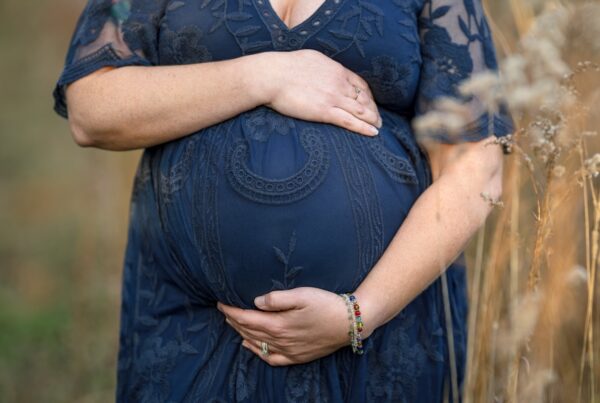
[412, 0, 515, 144]
[52, 0, 168, 119]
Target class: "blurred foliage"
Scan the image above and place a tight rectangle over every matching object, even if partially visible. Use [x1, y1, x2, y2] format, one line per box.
[1, 0, 140, 401]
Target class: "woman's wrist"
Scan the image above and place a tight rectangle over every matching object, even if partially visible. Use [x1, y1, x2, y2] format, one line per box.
[351, 286, 387, 340]
[240, 51, 282, 107]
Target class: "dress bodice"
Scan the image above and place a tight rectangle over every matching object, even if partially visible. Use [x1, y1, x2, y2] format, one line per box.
[54, 0, 514, 142]
[158, 0, 423, 114]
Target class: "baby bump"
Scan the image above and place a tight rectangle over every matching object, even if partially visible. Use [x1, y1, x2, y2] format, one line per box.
[151, 105, 427, 306]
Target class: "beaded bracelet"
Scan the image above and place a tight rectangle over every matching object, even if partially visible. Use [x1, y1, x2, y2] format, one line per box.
[348, 293, 365, 354]
[339, 293, 355, 344]
[338, 292, 365, 355]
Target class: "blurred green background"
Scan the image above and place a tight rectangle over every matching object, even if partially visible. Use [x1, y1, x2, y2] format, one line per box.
[1, 1, 141, 401]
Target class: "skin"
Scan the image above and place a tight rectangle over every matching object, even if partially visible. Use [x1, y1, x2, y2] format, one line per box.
[65, 49, 382, 150]
[268, 0, 330, 30]
[64, 3, 506, 366]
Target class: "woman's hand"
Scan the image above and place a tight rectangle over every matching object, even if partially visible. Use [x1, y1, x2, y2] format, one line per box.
[256, 49, 383, 137]
[217, 287, 374, 366]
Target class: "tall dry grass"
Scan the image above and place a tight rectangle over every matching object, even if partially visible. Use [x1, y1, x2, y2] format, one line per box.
[415, 1, 600, 401]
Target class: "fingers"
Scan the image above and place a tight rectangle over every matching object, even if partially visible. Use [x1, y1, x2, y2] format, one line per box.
[218, 302, 290, 344]
[243, 337, 283, 356]
[241, 338, 296, 366]
[224, 315, 273, 343]
[327, 106, 380, 137]
[341, 80, 367, 101]
[346, 74, 375, 101]
[221, 289, 311, 349]
[336, 93, 381, 129]
[254, 287, 314, 311]
[337, 76, 382, 133]
[224, 313, 298, 364]
[254, 289, 306, 311]
[217, 303, 274, 331]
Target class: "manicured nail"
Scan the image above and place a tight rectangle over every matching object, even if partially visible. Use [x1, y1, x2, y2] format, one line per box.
[255, 295, 265, 308]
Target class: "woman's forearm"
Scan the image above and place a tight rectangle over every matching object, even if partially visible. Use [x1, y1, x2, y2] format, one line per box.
[354, 140, 504, 337]
[65, 52, 274, 151]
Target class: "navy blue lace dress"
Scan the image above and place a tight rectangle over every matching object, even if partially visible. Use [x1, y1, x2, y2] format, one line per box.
[52, 0, 514, 401]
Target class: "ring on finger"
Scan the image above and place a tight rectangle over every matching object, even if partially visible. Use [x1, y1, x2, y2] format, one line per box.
[353, 85, 362, 100]
[260, 341, 270, 356]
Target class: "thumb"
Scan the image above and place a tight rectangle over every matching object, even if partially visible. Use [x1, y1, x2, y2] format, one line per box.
[254, 289, 303, 311]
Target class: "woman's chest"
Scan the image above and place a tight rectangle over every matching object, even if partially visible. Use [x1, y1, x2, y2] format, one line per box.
[267, 0, 332, 31]
[157, 0, 424, 111]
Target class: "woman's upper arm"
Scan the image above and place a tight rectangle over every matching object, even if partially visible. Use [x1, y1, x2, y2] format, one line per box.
[63, 66, 118, 146]
[411, 0, 516, 181]
[53, 0, 168, 120]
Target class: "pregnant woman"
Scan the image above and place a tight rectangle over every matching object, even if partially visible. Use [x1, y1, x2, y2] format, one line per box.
[52, 0, 514, 401]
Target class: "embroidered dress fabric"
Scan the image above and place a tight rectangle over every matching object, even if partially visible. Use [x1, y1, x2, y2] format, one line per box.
[414, 0, 514, 143]
[52, 0, 514, 402]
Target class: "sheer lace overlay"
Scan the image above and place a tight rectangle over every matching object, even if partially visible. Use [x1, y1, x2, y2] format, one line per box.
[53, 0, 167, 118]
[414, 0, 514, 143]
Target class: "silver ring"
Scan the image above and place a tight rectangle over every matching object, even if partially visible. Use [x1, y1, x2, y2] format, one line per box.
[260, 341, 270, 356]
[353, 85, 361, 100]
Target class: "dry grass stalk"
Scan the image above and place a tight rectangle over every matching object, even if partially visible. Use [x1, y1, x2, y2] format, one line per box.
[415, 1, 600, 402]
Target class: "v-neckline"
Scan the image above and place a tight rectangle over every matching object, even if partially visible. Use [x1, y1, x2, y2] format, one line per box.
[256, 0, 338, 33]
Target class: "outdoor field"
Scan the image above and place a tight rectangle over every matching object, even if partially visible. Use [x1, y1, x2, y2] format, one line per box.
[0, 0, 598, 401]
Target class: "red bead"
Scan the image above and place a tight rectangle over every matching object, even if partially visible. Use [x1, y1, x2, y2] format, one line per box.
[355, 311, 361, 316]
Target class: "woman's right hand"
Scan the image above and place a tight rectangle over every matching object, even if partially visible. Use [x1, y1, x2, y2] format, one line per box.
[256, 49, 383, 137]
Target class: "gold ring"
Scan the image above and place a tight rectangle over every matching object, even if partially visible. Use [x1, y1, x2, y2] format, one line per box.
[260, 341, 270, 356]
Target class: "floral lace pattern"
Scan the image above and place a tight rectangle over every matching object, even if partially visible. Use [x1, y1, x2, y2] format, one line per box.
[366, 310, 428, 402]
[360, 55, 420, 106]
[53, 0, 514, 401]
[243, 105, 297, 142]
[160, 25, 214, 64]
[414, 0, 515, 141]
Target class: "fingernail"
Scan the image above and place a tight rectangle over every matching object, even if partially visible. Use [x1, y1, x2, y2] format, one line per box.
[255, 295, 265, 308]
[370, 126, 379, 136]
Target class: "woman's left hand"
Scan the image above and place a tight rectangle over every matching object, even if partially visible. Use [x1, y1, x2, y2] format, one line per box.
[217, 287, 363, 366]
